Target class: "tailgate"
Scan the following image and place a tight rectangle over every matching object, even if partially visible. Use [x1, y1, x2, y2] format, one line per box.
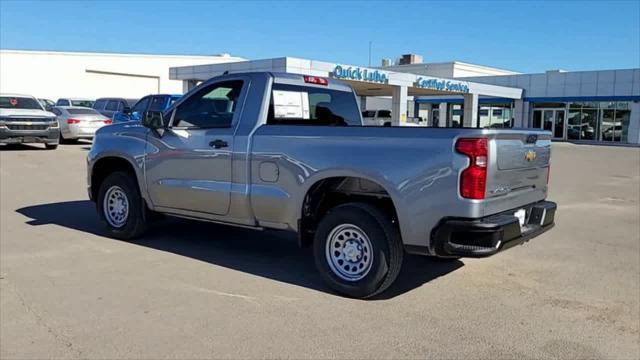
[486, 131, 551, 201]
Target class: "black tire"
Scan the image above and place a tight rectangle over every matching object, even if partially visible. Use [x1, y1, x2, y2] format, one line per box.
[313, 202, 403, 299]
[96, 171, 147, 240]
[58, 132, 68, 144]
[44, 143, 58, 150]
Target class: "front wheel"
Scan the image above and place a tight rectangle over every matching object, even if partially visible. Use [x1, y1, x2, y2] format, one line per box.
[44, 143, 58, 150]
[96, 171, 147, 240]
[313, 203, 403, 299]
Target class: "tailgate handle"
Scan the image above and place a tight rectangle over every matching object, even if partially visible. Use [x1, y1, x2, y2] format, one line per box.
[526, 134, 538, 144]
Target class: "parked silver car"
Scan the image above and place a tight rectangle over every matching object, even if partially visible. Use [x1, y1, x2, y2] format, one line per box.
[51, 106, 111, 142]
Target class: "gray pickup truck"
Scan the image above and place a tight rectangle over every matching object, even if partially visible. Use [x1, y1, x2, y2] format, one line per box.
[87, 72, 556, 298]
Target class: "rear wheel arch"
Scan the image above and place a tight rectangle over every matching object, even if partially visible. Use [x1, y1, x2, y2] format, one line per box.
[299, 175, 401, 246]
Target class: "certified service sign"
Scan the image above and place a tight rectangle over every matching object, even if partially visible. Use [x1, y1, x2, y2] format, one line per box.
[415, 77, 469, 93]
[332, 65, 389, 84]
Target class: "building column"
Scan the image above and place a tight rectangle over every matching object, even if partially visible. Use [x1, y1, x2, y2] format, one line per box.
[407, 99, 416, 118]
[359, 96, 367, 111]
[391, 85, 408, 126]
[513, 99, 525, 127]
[438, 102, 447, 127]
[524, 101, 532, 127]
[463, 93, 479, 128]
[627, 101, 640, 144]
[182, 80, 198, 93]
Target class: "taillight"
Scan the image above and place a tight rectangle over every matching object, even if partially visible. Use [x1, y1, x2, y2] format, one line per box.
[456, 138, 488, 199]
[303, 75, 328, 85]
[67, 119, 80, 124]
[104, 119, 112, 124]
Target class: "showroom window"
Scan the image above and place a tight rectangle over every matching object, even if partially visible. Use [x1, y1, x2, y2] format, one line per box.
[564, 101, 630, 142]
[478, 103, 513, 128]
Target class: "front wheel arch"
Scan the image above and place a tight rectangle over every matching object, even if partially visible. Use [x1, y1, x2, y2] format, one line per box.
[91, 156, 139, 202]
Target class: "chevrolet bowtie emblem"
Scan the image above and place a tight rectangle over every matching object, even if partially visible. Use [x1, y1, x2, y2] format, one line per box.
[525, 150, 537, 162]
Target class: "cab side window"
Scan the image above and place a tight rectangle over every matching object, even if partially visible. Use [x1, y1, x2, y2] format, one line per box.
[173, 80, 243, 128]
[105, 101, 120, 111]
[93, 99, 106, 110]
[132, 97, 150, 113]
[266, 84, 361, 126]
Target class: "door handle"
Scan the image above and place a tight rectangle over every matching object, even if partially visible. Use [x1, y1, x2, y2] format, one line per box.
[209, 139, 228, 149]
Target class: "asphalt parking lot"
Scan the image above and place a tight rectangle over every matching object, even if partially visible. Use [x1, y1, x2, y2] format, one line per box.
[1, 141, 638, 359]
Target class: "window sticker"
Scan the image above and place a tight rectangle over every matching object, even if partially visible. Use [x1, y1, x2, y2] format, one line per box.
[272, 90, 309, 119]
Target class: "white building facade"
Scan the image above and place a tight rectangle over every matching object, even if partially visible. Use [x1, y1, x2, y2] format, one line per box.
[0, 49, 244, 100]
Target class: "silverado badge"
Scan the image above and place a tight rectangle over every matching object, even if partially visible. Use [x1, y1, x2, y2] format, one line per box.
[525, 150, 537, 162]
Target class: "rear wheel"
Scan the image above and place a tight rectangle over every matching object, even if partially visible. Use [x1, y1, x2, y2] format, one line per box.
[313, 202, 403, 298]
[59, 131, 78, 144]
[97, 171, 147, 240]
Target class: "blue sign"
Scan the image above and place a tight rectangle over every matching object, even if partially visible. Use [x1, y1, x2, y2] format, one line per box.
[333, 65, 388, 84]
[415, 77, 469, 93]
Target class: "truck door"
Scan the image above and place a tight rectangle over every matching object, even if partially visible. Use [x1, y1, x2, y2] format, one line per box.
[144, 79, 247, 215]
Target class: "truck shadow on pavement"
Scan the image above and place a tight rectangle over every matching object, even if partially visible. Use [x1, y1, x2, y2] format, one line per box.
[17, 200, 464, 299]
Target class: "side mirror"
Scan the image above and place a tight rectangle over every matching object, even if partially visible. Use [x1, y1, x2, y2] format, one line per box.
[122, 106, 132, 114]
[143, 111, 165, 131]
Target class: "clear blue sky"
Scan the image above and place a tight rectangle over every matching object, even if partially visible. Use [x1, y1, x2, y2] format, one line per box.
[1, 0, 639, 73]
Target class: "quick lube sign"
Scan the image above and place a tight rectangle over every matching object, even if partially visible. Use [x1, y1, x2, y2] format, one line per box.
[415, 77, 469, 93]
[333, 65, 388, 84]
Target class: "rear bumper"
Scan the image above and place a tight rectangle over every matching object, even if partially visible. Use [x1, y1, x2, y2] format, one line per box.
[68, 126, 97, 139]
[0, 126, 59, 144]
[431, 200, 556, 257]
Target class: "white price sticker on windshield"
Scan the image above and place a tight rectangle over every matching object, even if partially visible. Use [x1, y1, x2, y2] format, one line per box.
[272, 90, 310, 119]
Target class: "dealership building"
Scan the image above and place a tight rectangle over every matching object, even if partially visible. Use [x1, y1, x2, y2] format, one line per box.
[1, 49, 638, 144]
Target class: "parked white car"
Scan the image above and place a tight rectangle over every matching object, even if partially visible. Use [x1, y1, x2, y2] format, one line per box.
[362, 109, 392, 126]
[51, 106, 111, 143]
[0, 93, 59, 149]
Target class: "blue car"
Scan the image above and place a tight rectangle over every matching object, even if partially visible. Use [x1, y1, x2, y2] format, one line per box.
[113, 94, 181, 123]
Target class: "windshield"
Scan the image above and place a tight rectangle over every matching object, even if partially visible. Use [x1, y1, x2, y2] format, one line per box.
[71, 100, 94, 107]
[67, 108, 100, 115]
[0, 96, 43, 110]
[169, 96, 181, 106]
